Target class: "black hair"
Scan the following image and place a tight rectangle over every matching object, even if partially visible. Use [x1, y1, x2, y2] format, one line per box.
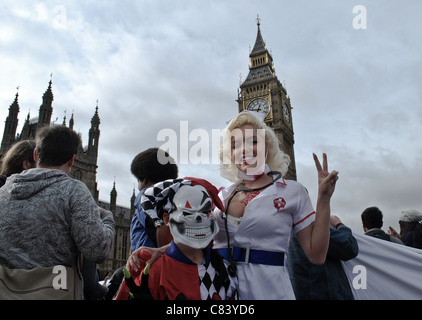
[361, 206, 383, 229]
[130, 148, 178, 184]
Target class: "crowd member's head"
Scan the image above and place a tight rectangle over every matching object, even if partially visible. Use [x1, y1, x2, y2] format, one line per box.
[398, 209, 422, 249]
[399, 209, 422, 225]
[1, 139, 36, 177]
[219, 110, 290, 182]
[141, 178, 223, 249]
[35, 125, 81, 173]
[131, 147, 178, 190]
[361, 206, 384, 231]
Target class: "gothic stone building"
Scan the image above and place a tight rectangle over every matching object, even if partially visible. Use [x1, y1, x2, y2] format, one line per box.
[0, 79, 132, 277]
[0, 18, 296, 279]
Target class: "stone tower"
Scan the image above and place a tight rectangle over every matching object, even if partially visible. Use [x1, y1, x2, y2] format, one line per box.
[71, 102, 101, 200]
[237, 17, 296, 180]
[0, 78, 100, 198]
[0, 90, 20, 157]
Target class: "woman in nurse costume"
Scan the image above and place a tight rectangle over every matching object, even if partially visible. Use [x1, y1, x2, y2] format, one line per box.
[213, 111, 339, 299]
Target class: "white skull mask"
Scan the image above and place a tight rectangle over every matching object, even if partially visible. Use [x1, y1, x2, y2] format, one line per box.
[168, 185, 219, 249]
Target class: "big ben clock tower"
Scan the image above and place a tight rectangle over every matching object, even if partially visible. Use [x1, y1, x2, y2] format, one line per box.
[237, 17, 296, 180]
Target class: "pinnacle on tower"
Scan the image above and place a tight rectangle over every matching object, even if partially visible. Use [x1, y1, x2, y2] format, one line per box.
[0, 89, 20, 155]
[38, 77, 54, 128]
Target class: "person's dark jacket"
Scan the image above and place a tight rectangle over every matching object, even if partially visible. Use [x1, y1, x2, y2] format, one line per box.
[288, 224, 359, 300]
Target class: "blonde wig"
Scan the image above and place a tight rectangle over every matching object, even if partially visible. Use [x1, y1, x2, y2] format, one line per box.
[219, 111, 290, 183]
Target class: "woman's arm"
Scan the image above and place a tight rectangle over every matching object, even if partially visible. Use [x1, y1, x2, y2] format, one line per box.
[296, 153, 339, 265]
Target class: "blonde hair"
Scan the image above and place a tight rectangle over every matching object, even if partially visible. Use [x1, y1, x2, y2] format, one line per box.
[219, 111, 290, 182]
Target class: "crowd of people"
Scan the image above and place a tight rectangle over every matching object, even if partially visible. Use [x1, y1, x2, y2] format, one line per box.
[0, 111, 421, 300]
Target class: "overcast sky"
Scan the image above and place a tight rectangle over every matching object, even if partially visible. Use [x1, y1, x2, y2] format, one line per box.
[1, 0, 421, 233]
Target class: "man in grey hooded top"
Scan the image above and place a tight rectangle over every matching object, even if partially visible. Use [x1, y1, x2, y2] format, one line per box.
[0, 125, 115, 270]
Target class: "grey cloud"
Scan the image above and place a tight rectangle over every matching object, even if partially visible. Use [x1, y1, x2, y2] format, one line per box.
[1, 1, 421, 224]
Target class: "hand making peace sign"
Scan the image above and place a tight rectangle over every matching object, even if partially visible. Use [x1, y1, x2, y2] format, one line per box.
[313, 153, 339, 198]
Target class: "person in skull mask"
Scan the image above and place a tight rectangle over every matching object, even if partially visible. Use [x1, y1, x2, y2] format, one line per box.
[118, 177, 238, 300]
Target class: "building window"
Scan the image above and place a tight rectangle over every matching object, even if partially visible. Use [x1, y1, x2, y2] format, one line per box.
[121, 233, 128, 260]
[72, 170, 82, 180]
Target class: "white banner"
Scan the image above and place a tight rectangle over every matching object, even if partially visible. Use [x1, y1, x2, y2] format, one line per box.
[342, 233, 422, 300]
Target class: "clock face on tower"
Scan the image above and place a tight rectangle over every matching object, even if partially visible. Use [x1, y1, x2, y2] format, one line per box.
[247, 98, 269, 116]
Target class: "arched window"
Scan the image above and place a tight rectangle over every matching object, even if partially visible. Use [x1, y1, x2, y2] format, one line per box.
[73, 169, 82, 180]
